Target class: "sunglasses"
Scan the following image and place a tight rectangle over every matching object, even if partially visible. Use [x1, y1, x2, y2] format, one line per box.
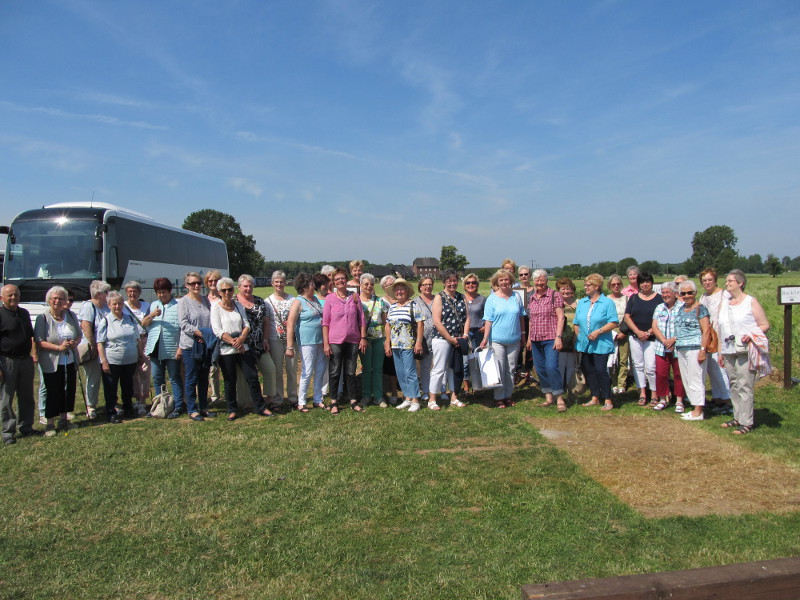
[679, 291, 695, 296]
[220, 288, 234, 293]
[187, 281, 202, 286]
[465, 281, 478, 286]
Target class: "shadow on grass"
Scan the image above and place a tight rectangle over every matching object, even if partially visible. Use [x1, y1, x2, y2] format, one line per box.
[754, 407, 784, 429]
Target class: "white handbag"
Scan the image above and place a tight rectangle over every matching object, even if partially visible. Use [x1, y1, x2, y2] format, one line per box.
[149, 385, 175, 419]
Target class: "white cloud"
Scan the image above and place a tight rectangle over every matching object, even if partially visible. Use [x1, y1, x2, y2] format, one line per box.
[228, 177, 263, 198]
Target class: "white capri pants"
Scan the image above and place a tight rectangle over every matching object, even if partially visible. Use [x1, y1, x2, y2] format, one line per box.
[629, 337, 656, 391]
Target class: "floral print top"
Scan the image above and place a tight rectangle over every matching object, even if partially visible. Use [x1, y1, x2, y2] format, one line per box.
[267, 294, 294, 342]
[243, 296, 269, 356]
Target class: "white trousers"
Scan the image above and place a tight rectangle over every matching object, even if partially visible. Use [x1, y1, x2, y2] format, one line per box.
[298, 343, 326, 406]
[629, 337, 656, 391]
[676, 348, 707, 407]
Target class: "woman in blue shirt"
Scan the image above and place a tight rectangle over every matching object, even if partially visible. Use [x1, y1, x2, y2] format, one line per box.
[573, 273, 619, 411]
[480, 270, 525, 408]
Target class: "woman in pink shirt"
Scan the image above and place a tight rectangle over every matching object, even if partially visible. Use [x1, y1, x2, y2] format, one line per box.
[322, 268, 367, 415]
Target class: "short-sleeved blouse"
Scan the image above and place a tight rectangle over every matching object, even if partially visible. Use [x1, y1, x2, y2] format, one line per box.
[362, 295, 388, 340]
[527, 288, 564, 341]
[674, 304, 709, 351]
[414, 296, 436, 342]
[434, 291, 467, 339]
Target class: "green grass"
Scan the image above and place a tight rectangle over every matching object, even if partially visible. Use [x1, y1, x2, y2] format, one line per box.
[2, 383, 799, 599]
[3, 274, 796, 598]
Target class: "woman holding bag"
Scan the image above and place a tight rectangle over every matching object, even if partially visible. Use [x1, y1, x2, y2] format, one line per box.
[34, 286, 82, 436]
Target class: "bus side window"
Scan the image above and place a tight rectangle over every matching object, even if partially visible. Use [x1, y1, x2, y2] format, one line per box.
[107, 246, 119, 280]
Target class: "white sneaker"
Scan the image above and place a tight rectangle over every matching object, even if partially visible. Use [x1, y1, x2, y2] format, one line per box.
[681, 413, 704, 421]
[408, 402, 421, 412]
[397, 399, 412, 410]
[379, 400, 388, 408]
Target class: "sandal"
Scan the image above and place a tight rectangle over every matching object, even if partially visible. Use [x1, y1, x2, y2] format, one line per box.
[582, 400, 600, 407]
[450, 399, 466, 408]
[227, 413, 237, 421]
[600, 402, 614, 411]
[653, 399, 669, 411]
[539, 400, 555, 407]
[732, 424, 753, 435]
[428, 402, 440, 411]
[299, 406, 310, 413]
[313, 403, 329, 410]
[637, 396, 648, 406]
[720, 419, 741, 429]
[648, 399, 659, 408]
[557, 400, 567, 413]
[674, 401, 685, 414]
[350, 402, 365, 413]
[330, 404, 339, 415]
[495, 400, 507, 409]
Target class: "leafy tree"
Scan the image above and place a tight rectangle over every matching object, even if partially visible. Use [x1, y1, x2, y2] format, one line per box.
[183, 209, 265, 277]
[688, 225, 738, 275]
[790, 256, 800, 271]
[639, 260, 662, 276]
[765, 254, 784, 277]
[616, 257, 638, 277]
[782, 256, 791, 268]
[439, 245, 468, 273]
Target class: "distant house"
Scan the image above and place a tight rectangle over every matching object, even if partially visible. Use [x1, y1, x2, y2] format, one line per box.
[413, 257, 440, 279]
[392, 264, 416, 280]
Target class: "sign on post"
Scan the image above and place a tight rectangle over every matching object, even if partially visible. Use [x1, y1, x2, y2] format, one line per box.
[777, 286, 800, 390]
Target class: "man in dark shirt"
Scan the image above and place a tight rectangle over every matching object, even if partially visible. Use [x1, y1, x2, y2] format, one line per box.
[0, 285, 39, 444]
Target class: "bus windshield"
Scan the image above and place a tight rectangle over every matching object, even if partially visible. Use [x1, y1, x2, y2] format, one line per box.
[5, 217, 102, 281]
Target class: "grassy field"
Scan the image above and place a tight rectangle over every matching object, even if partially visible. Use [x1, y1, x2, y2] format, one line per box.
[1, 273, 798, 599]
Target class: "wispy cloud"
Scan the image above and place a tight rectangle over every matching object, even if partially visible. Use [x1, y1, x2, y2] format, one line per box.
[1, 135, 89, 172]
[235, 131, 358, 159]
[228, 177, 263, 198]
[0, 100, 167, 130]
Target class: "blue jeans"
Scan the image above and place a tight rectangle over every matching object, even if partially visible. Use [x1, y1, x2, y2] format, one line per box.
[151, 357, 183, 408]
[529, 339, 563, 395]
[581, 352, 612, 400]
[393, 348, 420, 399]
[181, 352, 209, 414]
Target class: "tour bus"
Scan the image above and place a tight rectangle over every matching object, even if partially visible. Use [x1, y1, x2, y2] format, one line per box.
[1, 202, 229, 319]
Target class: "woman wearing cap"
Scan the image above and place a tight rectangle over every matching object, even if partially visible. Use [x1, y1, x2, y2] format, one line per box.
[384, 278, 425, 411]
[322, 268, 368, 414]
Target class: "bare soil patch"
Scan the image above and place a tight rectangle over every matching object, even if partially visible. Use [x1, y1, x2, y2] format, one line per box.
[525, 415, 800, 518]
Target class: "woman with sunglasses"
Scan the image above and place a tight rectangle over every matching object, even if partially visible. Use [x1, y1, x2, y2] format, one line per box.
[672, 281, 711, 421]
[462, 273, 485, 394]
[607, 274, 630, 395]
[717, 270, 770, 434]
[212, 277, 275, 421]
[175, 272, 213, 421]
[413, 277, 437, 405]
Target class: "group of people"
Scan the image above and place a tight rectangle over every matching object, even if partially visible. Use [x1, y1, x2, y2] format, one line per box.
[0, 260, 771, 443]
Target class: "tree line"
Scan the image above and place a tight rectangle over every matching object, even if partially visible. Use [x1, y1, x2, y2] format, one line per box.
[184, 211, 792, 280]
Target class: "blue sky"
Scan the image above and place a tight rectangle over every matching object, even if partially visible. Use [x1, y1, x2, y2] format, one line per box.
[1, 0, 799, 269]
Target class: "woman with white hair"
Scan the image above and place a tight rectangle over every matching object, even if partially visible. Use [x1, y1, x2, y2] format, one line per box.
[650, 282, 685, 412]
[526, 269, 566, 411]
[621, 265, 640, 298]
[78, 279, 111, 420]
[235, 274, 277, 411]
[717, 269, 770, 434]
[212, 277, 276, 420]
[97, 291, 145, 423]
[673, 280, 711, 421]
[34, 286, 82, 435]
[123, 280, 151, 416]
[266, 270, 297, 409]
[359, 273, 387, 407]
[175, 271, 213, 421]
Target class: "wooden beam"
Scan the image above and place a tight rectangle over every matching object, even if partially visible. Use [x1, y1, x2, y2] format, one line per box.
[521, 557, 800, 600]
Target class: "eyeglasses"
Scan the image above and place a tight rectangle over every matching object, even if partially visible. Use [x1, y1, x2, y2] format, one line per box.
[220, 288, 234, 293]
[51, 297, 67, 303]
[207, 279, 219, 284]
[610, 282, 622, 286]
[187, 281, 202, 286]
[519, 273, 530, 277]
[464, 281, 478, 286]
[679, 291, 695, 296]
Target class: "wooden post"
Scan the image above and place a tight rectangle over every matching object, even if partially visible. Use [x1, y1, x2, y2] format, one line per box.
[521, 556, 800, 600]
[777, 286, 800, 390]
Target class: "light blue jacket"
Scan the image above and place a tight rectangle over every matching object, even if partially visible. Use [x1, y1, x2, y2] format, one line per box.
[144, 298, 181, 360]
[574, 294, 618, 355]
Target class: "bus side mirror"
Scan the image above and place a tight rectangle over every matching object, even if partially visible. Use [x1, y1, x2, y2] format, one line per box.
[0, 226, 8, 235]
[93, 237, 103, 253]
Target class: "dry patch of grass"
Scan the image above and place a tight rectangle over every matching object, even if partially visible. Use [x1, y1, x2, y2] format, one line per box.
[526, 414, 800, 518]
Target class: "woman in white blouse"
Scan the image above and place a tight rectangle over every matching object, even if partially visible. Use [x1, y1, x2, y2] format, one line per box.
[211, 277, 277, 421]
